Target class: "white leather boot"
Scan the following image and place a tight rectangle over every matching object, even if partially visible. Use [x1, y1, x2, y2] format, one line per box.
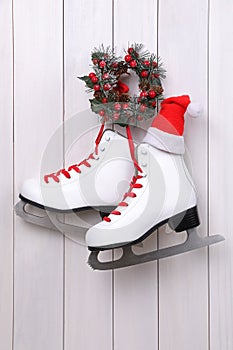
[86, 141, 198, 250]
[87, 96, 224, 270]
[19, 127, 134, 212]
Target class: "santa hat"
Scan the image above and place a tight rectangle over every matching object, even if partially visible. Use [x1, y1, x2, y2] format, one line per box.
[143, 95, 201, 154]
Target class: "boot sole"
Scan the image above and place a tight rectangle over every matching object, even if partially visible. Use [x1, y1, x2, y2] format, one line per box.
[19, 194, 115, 214]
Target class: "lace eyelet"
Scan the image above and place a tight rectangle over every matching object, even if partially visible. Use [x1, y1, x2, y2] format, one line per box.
[105, 136, 111, 142]
[142, 163, 147, 167]
[100, 147, 105, 152]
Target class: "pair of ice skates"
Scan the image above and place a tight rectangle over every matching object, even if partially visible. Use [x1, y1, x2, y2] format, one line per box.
[15, 96, 224, 270]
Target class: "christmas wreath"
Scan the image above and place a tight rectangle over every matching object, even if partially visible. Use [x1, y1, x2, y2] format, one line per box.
[79, 43, 166, 126]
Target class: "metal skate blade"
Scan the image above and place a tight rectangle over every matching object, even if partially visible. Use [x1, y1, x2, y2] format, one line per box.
[15, 200, 56, 230]
[88, 246, 136, 271]
[88, 228, 225, 271]
[15, 200, 87, 237]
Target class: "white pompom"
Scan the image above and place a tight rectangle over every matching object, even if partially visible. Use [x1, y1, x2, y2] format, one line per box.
[187, 102, 202, 118]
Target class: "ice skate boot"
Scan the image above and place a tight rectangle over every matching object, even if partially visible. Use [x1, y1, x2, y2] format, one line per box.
[15, 124, 134, 234]
[87, 96, 225, 270]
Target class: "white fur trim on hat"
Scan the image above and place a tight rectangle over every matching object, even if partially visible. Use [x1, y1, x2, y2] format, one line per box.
[142, 127, 185, 155]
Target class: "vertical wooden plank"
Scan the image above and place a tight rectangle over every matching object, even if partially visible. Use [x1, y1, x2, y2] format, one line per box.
[209, 1, 233, 348]
[114, 1, 159, 350]
[13, 1, 64, 349]
[158, 0, 209, 349]
[0, 1, 13, 349]
[64, 1, 113, 349]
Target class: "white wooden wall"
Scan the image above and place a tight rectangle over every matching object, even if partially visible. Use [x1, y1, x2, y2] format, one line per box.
[0, 0, 232, 349]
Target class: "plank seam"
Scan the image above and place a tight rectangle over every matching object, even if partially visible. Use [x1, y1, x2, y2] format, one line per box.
[62, 0, 65, 349]
[207, 0, 211, 349]
[112, 2, 115, 350]
[157, 1, 160, 349]
[112, 0, 115, 49]
[12, 0, 15, 348]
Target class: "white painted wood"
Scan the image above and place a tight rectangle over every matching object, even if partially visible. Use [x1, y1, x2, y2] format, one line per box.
[114, 1, 159, 349]
[64, 1, 113, 349]
[0, 1, 231, 349]
[13, 1, 64, 349]
[209, 1, 233, 348]
[158, 0, 209, 349]
[0, 1, 13, 349]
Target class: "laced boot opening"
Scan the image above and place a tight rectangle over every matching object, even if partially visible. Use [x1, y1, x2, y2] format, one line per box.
[44, 123, 105, 183]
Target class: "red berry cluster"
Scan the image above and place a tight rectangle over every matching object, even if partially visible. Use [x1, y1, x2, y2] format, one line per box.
[81, 58, 119, 104]
[124, 47, 158, 78]
[98, 102, 130, 122]
[123, 47, 161, 110]
[79, 44, 165, 126]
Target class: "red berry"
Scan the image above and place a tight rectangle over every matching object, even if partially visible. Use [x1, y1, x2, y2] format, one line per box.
[152, 74, 160, 79]
[113, 112, 120, 120]
[91, 76, 98, 83]
[137, 97, 141, 103]
[140, 91, 147, 98]
[148, 90, 156, 98]
[122, 103, 129, 110]
[102, 73, 109, 80]
[139, 104, 147, 113]
[99, 110, 105, 117]
[137, 115, 144, 121]
[103, 83, 111, 91]
[112, 62, 118, 68]
[99, 60, 106, 68]
[130, 60, 137, 68]
[143, 60, 150, 66]
[92, 58, 98, 65]
[124, 54, 132, 62]
[102, 98, 108, 103]
[89, 72, 96, 78]
[93, 84, 100, 91]
[114, 103, 121, 111]
[141, 70, 149, 78]
[152, 61, 158, 67]
[151, 101, 157, 107]
[128, 47, 134, 54]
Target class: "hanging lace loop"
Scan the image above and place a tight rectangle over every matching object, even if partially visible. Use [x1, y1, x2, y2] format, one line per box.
[95, 122, 105, 155]
[126, 125, 142, 173]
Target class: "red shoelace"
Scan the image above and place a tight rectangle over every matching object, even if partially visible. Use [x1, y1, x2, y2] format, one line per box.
[103, 125, 143, 222]
[44, 123, 143, 221]
[44, 123, 105, 184]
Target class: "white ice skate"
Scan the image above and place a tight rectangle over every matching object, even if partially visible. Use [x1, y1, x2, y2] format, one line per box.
[87, 95, 225, 270]
[15, 125, 134, 235]
[87, 142, 224, 270]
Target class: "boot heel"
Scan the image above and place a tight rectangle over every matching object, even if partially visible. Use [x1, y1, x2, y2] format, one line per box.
[169, 206, 200, 232]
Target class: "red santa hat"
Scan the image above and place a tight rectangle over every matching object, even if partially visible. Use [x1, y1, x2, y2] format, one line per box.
[143, 95, 201, 154]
